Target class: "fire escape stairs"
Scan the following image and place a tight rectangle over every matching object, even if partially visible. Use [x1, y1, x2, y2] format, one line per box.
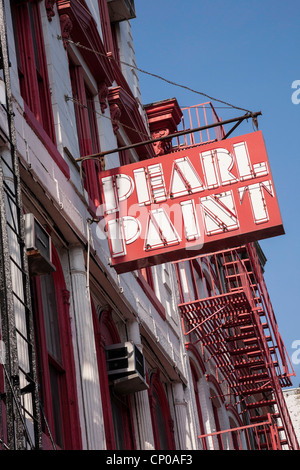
[221, 256, 287, 438]
[176, 246, 299, 450]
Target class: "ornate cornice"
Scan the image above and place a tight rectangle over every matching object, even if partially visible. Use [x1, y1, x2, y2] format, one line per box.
[98, 81, 109, 113]
[108, 86, 155, 159]
[145, 98, 182, 156]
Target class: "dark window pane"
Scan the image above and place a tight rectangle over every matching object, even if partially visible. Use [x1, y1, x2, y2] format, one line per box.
[40, 274, 62, 363]
[49, 363, 64, 448]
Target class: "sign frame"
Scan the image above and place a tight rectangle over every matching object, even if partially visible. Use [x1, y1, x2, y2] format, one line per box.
[98, 131, 284, 274]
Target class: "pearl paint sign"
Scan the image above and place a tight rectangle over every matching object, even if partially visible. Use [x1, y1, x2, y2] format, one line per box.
[99, 131, 284, 274]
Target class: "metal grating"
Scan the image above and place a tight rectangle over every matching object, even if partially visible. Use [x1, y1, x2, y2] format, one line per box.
[174, 243, 299, 450]
[0, 0, 41, 450]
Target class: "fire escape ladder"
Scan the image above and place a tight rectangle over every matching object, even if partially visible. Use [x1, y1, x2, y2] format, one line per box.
[245, 244, 300, 450]
[175, 245, 299, 450]
[220, 248, 299, 450]
[0, 1, 42, 450]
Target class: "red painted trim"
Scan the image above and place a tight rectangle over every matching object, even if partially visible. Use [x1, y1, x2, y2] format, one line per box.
[97, 0, 114, 54]
[212, 402, 224, 450]
[145, 99, 183, 134]
[205, 373, 225, 404]
[144, 99, 182, 157]
[24, 104, 70, 179]
[185, 342, 206, 375]
[136, 271, 166, 320]
[225, 404, 243, 428]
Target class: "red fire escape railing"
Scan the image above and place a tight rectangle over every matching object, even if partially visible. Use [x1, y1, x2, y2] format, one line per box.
[173, 243, 299, 450]
[172, 102, 225, 149]
[198, 413, 281, 450]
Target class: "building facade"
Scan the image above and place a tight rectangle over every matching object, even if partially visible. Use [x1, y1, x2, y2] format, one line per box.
[283, 388, 300, 448]
[0, 0, 298, 450]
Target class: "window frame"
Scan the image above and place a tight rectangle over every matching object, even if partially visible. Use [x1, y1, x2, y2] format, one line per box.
[11, 0, 56, 142]
[31, 245, 82, 450]
[149, 372, 175, 450]
[92, 305, 136, 450]
[137, 268, 166, 320]
[69, 61, 102, 207]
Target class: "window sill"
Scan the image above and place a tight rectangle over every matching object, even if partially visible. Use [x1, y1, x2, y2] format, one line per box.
[24, 104, 70, 180]
[136, 271, 166, 320]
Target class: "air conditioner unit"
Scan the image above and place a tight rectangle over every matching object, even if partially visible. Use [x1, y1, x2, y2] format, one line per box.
[107, 0, 136, 23]
[105, 341, 148, 394]
[24, 213, 56, 276]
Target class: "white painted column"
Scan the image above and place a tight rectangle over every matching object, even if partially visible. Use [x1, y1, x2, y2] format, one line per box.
[198, 377, 216, 450]
[69, 245, 105, 450]
[173, 382, 193, 450]
[127, 320, 155, 450]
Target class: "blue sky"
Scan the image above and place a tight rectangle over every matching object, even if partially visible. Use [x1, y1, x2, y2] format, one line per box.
[131, 0, 300, 386]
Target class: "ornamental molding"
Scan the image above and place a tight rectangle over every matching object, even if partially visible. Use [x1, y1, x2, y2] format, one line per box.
[59, 13, 73, 49]
[151, 128, 171, 156]
[98, 81, 109, 113]
[109, 103, 121, 134]
[45, 0, 56, 21]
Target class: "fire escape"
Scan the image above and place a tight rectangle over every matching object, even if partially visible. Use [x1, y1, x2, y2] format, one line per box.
[168, 103, 299, 450]
[0, 1, 41, 450]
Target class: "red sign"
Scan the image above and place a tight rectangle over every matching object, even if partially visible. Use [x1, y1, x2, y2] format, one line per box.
[98, 131, 284, 274]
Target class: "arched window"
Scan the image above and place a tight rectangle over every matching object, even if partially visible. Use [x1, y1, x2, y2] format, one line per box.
[31, 245, 82, 449]
[92, 306, 135, 450]
[149, 371, 175, 450]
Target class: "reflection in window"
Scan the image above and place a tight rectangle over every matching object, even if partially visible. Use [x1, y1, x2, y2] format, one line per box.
[152, 389, 169, 450]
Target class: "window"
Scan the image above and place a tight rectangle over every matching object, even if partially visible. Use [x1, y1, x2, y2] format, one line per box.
[31, 245, 81, 449]
[11, 0, 55, 141]
[149, 372, 175, 450]
[139, 267, 154, 290]
[69, 62, 102, 206]
[136, 267, 166, 320]
[93, 307, 135, 450]
[211, 391, 224, 450]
